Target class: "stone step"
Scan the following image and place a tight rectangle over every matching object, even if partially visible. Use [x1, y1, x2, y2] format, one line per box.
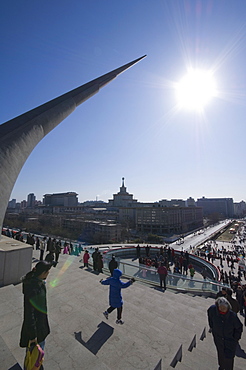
[2, 249, 244, 370]
[179, 324, 246, 370]
[0, 335, 22, 370]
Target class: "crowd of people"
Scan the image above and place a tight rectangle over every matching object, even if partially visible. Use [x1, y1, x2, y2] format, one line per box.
[215, 286, 246, 325]
[3, 222, 246, 369]
[2, 228, 85, 266]
[137, 245, 196, 283]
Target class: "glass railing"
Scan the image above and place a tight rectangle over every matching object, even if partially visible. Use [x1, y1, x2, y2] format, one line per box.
[103, 255, 226, 295]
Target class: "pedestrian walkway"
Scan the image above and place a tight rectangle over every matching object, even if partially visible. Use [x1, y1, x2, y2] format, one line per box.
[0, 248, 245, 369]
[196, 240, 246, 286]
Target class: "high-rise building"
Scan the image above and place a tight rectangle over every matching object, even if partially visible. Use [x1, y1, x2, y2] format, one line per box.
[7, 199, 16, 209]
[27, 193, 36, 208]
[20, 200, 27, 209]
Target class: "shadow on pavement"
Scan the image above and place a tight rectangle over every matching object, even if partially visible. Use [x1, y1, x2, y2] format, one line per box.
[74, 321, 114, 355]
[8, 364, 22, 370]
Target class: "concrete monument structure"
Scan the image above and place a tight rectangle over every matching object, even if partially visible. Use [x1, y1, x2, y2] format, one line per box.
[0, 55, 146, 235]
[0, 55, 146, 286]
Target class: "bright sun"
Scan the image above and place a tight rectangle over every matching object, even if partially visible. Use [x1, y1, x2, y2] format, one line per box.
[176, 69, 217, 111]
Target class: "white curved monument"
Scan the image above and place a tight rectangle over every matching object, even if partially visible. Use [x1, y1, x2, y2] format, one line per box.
[0, 55, 146, 235]
[0, 56, 146, 286]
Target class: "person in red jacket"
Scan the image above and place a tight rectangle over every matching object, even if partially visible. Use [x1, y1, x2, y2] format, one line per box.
[83, 250, 90, 268]
[157, 262, 168, 290]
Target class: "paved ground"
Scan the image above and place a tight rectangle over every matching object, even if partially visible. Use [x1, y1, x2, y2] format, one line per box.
[0, 246, 246, 370]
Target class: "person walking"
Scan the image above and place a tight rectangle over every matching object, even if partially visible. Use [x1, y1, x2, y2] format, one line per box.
[136, 244, 140, 258]
[83, 250, 90, 267]
[226, 288, 240, 314]
[19, 261, 52, 369]
[207, 297, 243, 370]
[35, 236, 40, 250]
[46, 237, 52, 252]
[157, 262, 168, 290]
[39, 237, 46, 261]
[243, 292, 246, 327]
[30, 234, 35, 249]
[92, 247, 99, 271]
[108, 255, 118, 276]
[100, 269, 135, 325]
[97, 253, 104, 273]
[216, 287, 228, 299]
[55, 240, 62, 264]
[45, 251, 56, 266]
[189, 264, 195, 278]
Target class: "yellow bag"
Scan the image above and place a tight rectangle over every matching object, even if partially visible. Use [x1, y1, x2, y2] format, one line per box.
[24, 342, 44, 370]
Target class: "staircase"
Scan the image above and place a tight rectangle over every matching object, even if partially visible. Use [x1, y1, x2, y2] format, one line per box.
[0, 250, 245, 369]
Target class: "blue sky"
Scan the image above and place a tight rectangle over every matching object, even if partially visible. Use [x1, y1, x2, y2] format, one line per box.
[1, 0, 246, 204]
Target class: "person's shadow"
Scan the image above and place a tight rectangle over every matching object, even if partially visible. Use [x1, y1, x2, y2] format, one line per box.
[74, 321, 114, 355]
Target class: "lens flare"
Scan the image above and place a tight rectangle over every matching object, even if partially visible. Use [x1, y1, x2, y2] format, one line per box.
[49, 257, 74, 288]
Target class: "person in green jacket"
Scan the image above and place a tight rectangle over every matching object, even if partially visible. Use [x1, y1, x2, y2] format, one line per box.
[20, 261, 52, 369]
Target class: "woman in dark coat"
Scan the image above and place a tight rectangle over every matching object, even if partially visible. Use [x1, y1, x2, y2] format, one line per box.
[20, 261, 52, 354]
[97, 253, 104, 273]
[207, 296, 243, 370]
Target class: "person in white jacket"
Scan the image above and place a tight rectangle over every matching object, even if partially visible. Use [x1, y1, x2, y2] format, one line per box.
[39, 237, 47, 261]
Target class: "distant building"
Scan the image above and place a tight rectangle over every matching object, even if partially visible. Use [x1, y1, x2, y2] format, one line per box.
[136, 206, 203, 235]
[20, 200, 27, 209]
[196, 197, 234, 218]
[27, 193, 36, 208]
[43, 192, 78, 207]
[108, 179, 204, 235]
[186, 197, 196, 207]
[8, 199, 16, 209]
[234, 201, 246, 218]
[159, 199, 186, 207]
[82, 200, 106, 206]
[108, 178, 138, 208]
[78, 220, 121, 243]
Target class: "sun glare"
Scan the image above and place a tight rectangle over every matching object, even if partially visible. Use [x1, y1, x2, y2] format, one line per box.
[176, 69, 217, 111]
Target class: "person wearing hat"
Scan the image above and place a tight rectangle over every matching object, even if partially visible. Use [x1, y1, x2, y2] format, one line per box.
[100, 269, 135, 325]
[19, 261, 52, 367]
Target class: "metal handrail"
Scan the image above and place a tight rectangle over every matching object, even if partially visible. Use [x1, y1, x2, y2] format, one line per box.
[102, 254, 228, 296]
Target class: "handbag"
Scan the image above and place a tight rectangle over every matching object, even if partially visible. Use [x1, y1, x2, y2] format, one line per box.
[24, 341, 44, 370]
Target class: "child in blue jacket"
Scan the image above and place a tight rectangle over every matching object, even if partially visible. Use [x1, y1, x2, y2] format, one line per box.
[100, 269, 135, 324]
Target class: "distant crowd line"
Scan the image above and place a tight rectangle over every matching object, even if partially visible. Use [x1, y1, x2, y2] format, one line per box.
[2, 228, 84, 266]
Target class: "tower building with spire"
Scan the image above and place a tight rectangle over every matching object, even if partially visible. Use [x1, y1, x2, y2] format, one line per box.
[108, 178, 138, 208]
